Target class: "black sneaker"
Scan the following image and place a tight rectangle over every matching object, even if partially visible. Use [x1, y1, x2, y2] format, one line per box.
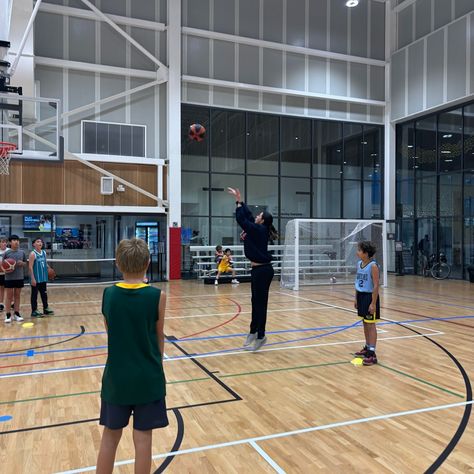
[43, 308, 54, 315]
[363, 352, 378, 366]
[355, 345, 368, 357]
[0, 304, 4, 312]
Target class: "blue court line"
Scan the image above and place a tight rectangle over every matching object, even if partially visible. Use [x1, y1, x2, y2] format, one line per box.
[0, 321, 361, 378]
[1, 314, 473, 360]
[1, 312, 469, 378]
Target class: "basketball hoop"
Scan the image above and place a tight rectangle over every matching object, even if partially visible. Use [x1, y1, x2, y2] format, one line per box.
[0, 142, 16, 175]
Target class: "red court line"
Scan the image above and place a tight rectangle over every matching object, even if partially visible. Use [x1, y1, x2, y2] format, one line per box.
[179, 298, 242, 339]
[0, 352, 107, 370]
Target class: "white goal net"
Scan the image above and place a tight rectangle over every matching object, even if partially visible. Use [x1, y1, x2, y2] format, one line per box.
[280, 219, 387, 290]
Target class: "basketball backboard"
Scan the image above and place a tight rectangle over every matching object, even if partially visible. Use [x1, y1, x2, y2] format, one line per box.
[0, 92, 63, 161]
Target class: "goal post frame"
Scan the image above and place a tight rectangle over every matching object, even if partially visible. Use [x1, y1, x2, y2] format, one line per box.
[284, 219, 388, 291]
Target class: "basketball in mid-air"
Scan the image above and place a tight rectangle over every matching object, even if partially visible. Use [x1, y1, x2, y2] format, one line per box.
[188, 123, 206, 142]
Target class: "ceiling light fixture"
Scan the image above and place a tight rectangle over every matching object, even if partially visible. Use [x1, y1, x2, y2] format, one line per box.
[345, 0, 359, 6]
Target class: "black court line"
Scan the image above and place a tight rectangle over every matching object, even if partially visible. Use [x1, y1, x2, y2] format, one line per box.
[0, 398, 239, 435]
[154, 408, 184, 474]
[390, 320, 472, 473]
[0, 325, 85, 355]
[166, 335, 242, 402]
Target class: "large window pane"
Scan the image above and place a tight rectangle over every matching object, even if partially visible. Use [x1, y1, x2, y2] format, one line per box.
[211, 174, 245, 217]
[247, 176, 279, 215]
[313, 121, 342, 179]
[363, 179, 382, 219]
[464, 104, 474, 171]
[464, 174, 474, 274]
[363, 125, 383, 180]
[399, 219, 415, 274]
[247, 114, 279, 175]
[211, 217, 241, 246]
[343, 180, 361, 218]
[182, 172, 209, 215]
[181, 216, 209, 246]
[280, 177, 310, 219]
[416, 176, 437, 217]
[281, 117, 311, 176]
[343, 123, 363, 179]
[438, 108, 462, 173]
[416, 218, 436, 275]
[396, 179, 415, 218]
[439, 217, 463, 278]
[439, 173, 462, 217]
[211, 110, 245, 173]
[396, 122, 415, 180]
[182, 106, 209, 171]
[313, 179, 341, 218]
[415, 116, 436, 176]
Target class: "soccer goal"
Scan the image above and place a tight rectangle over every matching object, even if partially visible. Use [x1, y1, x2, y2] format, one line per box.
[280, 219, 387, 290]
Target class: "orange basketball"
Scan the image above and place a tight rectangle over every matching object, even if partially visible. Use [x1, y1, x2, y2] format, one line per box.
[48, 267, 56, 281]
[1, 258, 16, 273]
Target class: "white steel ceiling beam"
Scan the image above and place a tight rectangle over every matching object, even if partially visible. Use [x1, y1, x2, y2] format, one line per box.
[183, 75, 386, 107]
[183, 27, 386, 67]
[80, 0, 168, 75]
[40, 2, 166, 32]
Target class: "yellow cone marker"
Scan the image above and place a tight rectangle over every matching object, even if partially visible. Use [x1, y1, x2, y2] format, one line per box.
[22, 322, 35, 328]
[351, 357, 363, 366]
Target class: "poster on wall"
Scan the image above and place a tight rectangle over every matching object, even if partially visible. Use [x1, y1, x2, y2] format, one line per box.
[0, 216, 11, 239]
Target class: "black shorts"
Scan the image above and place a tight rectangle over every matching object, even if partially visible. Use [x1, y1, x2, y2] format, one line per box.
[100, 398, 169, 431]
[356, 291, 380, 323]
[4, 279, 24, 289]
[0, 274, 4, 286]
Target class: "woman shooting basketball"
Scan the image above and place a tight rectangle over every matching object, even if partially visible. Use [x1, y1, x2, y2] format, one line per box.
[228, 187, 277, 351]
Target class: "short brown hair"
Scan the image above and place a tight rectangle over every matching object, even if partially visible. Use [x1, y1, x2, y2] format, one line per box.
[116, 238, 150, 274]
[358, 241, 376, 258]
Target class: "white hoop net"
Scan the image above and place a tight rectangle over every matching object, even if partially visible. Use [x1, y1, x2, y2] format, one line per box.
[0, 142, 16, 175]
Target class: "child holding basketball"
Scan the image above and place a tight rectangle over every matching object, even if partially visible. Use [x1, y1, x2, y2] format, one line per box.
[3, 235, 27, 323]
[0, 238, 7, 312]
[215, 248, 239, 285]
[354, 241, 380, 366]
[96, 238, 168, 474]
[29, 238, 54, 318]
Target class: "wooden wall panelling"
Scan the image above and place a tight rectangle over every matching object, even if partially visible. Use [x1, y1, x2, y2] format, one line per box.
[0, 161, 23, 203]
[136, 164, 158, 206]
[64, 161, 103, 205]
[102, 163, 138, 206]
[22, 161, 64, 204]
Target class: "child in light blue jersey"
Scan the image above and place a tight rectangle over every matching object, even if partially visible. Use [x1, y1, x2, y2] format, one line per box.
[29, 238, 54, 318]
[354, 241, 380, 366]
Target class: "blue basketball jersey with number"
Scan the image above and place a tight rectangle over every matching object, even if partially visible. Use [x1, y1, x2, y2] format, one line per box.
[33, 249, 48, 283]
[355, 260, 377, 293]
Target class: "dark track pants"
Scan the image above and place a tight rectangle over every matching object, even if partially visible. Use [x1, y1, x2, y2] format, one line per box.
[31, 282, 48, 312]
[250, 264, 274, 339]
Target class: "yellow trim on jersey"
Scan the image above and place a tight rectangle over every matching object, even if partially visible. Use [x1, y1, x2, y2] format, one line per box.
[359, 314, 378, 323]
[116, 282, 148, 289]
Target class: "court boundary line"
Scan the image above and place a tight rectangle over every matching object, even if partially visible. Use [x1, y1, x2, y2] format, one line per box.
[0, 332, 443, 379]
[250, 441, 287, 473]
[54, 400, 474, 474]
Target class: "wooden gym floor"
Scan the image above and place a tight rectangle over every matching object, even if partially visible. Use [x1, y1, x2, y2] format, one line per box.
[0, 276, 473, 473]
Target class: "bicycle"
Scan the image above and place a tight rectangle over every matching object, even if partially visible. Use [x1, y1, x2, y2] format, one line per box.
[421, 252, 451, 280]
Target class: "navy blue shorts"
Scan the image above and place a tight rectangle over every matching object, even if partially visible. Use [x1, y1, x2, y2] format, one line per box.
[356, 291, 380, 323]
[100, 398, 169, 431]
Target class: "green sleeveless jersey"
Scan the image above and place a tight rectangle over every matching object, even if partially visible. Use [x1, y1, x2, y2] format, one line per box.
[101, 283, 166, 405]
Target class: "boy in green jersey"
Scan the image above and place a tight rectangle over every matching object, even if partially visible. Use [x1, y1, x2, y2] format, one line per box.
[96, 238, 168, 474]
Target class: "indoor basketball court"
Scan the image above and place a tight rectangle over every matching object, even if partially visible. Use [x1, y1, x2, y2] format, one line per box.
[0, 1, 473, 473]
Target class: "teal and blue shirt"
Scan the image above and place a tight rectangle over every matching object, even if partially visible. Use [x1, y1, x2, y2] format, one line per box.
[32, 249, 48, 283]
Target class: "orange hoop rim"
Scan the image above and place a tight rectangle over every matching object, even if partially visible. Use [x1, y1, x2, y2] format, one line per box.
[0, 141, 17, 158]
